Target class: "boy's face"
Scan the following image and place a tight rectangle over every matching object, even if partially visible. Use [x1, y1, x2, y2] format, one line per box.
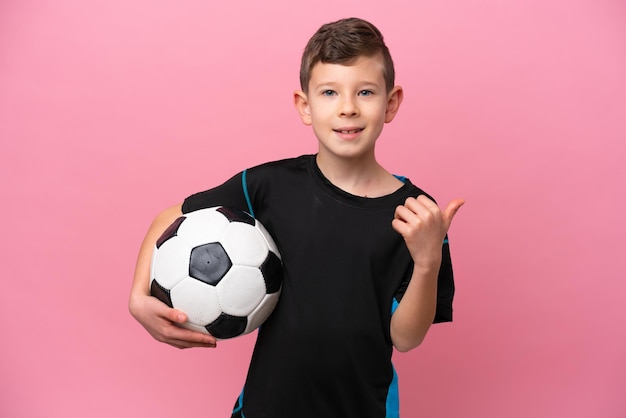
[294, 54, 402, 162]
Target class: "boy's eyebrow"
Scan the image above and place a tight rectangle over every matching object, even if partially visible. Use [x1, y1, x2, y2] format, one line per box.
[311, 80, 384, 90]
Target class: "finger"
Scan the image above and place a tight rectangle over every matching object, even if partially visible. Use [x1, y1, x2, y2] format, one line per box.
[442, 198, 465, 229]
[161, 307, 218, 346]
[415, 194, 437, 207]
[169, 338, 217, 349]
[410, 195, 441, 218]
[394, 203, 418, 223]
[172, 336, 218, 349]
[163, 325, 218, 348]
[391, 217, 410, 236]
[395, 196, 432, 220]
[166, 307, 188, 324]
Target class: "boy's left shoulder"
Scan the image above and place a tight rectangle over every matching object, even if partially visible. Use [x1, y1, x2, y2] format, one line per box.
[394, 175, 436, 201]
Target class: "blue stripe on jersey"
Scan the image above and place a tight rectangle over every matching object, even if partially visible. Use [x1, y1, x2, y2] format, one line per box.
[386, 364, 400, 418]
[232, 389, 245, 416]
[388, 301, 401, 417]
[391, 297, 399, 315]
[242, 169, 255, 218]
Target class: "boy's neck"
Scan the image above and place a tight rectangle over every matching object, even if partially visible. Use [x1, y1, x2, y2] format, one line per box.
[315, 153, 403, 198]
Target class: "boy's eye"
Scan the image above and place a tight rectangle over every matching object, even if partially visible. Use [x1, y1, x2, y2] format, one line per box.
[358, 90, 374, 96]
[321, 90, 336, 96]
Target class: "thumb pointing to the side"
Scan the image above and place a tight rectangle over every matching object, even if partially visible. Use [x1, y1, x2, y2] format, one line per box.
[442, 198, 465, 231]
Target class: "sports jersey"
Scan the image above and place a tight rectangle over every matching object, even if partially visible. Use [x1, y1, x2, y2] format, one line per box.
[182, 155, 455, 418]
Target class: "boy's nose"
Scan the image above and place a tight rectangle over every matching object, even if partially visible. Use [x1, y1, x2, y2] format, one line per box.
[339, 97, 359, 117]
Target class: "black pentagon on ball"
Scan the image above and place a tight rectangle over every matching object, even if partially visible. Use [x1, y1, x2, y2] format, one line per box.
[206, 313, 248, 339]
[156, 216, 186, 249]
[217, 206, 255, 225]
[189, 242, 232, 286]
[261, 251, 283, 294]
[150, 280, 173, 308]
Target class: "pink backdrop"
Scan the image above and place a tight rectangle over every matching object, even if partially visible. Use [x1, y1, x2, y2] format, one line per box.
[1, 1, 625, 417]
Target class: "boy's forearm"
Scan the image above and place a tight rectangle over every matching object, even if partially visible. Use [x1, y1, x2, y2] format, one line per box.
[389, 263, 439, 352]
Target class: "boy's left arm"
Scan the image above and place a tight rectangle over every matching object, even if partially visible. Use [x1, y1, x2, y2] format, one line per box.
[390, 195, 464, 352]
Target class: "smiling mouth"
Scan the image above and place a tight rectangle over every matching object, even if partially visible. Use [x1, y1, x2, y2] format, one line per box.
[334, 128, 363, 134]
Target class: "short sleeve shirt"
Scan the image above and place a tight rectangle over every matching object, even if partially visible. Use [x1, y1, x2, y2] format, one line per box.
[182, 155, 455, 418]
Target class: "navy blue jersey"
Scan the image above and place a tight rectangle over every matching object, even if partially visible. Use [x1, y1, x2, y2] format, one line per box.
[183, 155, 454, 418]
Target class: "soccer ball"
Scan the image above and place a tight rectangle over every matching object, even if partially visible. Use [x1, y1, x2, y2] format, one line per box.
[149, 206, 283, 339]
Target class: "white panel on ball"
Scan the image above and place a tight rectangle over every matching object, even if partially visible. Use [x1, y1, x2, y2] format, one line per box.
[171, 276, 222, 326]
[179, 208, 230, 248]
[244, 293, 280, 335]
[152, 238, 193, 288]
[217, 266, 267, 316]
[221, 222, 269, 267]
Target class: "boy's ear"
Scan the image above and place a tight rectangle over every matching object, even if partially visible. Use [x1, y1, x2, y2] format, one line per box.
[294, 91, 312, 125]
[384, 86, 403, 123]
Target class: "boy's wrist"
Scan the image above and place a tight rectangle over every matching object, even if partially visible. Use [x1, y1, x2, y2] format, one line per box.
[412, 257, 442, 276]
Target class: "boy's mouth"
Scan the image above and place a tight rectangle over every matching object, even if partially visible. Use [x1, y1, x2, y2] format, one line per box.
[334, 128, 364, 134]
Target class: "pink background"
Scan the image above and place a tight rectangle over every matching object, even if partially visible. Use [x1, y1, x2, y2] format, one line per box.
[1, 0, 625, 417]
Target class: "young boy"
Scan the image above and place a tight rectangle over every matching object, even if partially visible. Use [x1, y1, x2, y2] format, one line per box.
[129, 17, 463, 418]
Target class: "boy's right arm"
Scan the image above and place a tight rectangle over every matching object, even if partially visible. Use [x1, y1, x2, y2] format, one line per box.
[128, 204, 217, 349]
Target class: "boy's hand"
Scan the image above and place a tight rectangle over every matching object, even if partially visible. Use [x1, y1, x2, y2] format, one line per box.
[392, 195, 464, 270]
[130, 293, 217, 349]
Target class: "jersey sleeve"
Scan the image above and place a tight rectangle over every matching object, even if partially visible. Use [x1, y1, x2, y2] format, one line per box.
[181, 172, 250, 215]
[393, 235, 455, 323]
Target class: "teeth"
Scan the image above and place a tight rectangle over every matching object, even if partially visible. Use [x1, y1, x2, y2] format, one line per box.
[338, 129, 360, 134]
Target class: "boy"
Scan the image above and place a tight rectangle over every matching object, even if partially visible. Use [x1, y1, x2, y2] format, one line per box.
[129, 17, 463, 418]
